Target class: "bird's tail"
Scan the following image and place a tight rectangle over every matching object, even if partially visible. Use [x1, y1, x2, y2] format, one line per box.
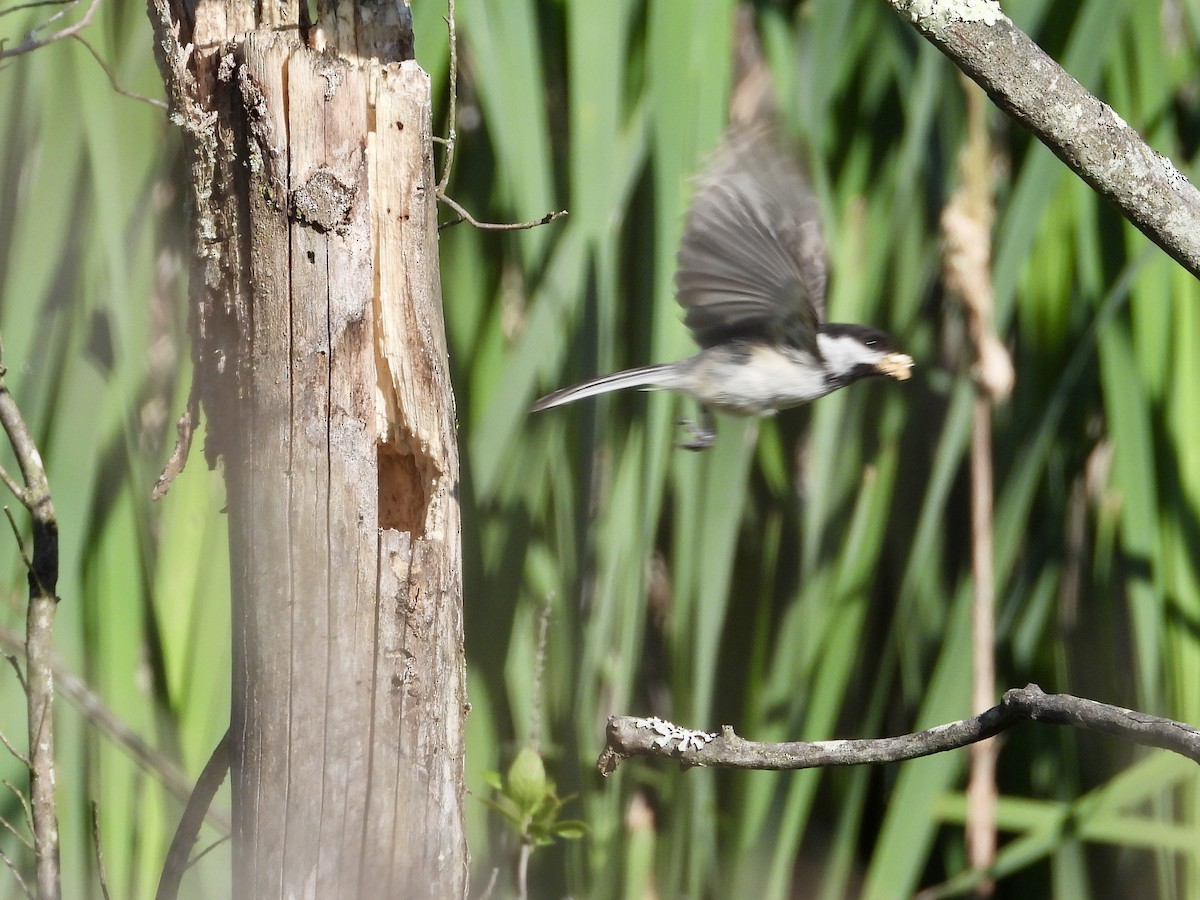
[532, 363, 679, 412]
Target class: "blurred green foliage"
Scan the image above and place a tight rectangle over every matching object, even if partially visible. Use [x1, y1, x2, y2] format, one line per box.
[1, 0, 1198, 897]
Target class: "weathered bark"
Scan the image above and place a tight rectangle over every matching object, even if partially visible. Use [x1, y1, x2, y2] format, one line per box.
[148, 2, 467, 896]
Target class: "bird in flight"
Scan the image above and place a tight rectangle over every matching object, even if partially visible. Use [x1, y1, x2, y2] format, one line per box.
[532, 127, 912, 449]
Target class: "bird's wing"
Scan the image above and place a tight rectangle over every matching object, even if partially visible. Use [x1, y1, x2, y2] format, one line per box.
[674, 128, 827, 356]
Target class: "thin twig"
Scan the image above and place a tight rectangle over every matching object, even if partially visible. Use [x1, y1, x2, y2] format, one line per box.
[0, 466, 26, 502]
[0, 0, 99, 61]
[155, 728, 231, 900]
[182, 834, 230, 871]
[0, 811, 33, 851]
[478, 867, 500, 900]
[438, 194, 567, 232]
[430, 6, 565, 239]
[967, 395, 997, 894]
[516, 842, 532, 900]
[0, 623, 230, 833]
[0, 846, 34, 899]
[91, 803, 111, 900]
[3, 779, 34, 836]
[942, 73, 1003, 896]
[4, 654, 28, 695]
[70, 35, 168, 110]
[3, 507, 41, 596]
[598, 684, 1200, 775]
[0, 727, 30, 766]
[435, 0, 457, 195]
[0, 0, 77, 22]
[24, 0, 74, 32]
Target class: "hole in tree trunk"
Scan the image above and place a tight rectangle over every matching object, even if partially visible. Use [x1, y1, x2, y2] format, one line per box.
[377, 441, 430, 535]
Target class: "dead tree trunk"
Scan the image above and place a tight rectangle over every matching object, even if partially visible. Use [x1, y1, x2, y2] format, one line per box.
[148, 3, 467, 896]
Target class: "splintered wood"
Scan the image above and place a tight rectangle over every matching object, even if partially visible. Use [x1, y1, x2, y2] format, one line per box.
[208, 34, 466, 898]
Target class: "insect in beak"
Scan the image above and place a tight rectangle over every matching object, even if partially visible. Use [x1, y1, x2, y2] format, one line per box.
[877, 352, 914, 381]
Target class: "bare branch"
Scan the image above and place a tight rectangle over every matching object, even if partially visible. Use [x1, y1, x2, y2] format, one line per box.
[182, 835, 229, 872]
[4, 654, 28, 695]
[90, 803, 111, 900]
[0, 0, 77, 23]
[0, 727, 30, 767]
[0, 846, 34, 899]
[22, 0, 74, 30]
[69, 35, 168, 110]
[435, 0, 457, 196]
[0, 811, 33, 851]
[941, 75, 1004, 888]
[0, 0, 99, 61]
[516, 842, 532, 900]
[479, 867, 500, 900]
[879, 0, 1200, 278]
[3, 779, 34, 836]
[429, 0, 559, 238]
[0, 374, 60, 900]
[2, 507, 40, 596]
[155, 728, 231, 900]
[0, 467, 26, 503]
[0, 623, 231, 834]
[0, 401, 54, 541]
[438, 193, 567, 232]
[598, 684, 1200, 775]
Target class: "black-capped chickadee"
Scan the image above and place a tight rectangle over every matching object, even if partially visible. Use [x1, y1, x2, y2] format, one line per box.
[533, 127, 912, 449]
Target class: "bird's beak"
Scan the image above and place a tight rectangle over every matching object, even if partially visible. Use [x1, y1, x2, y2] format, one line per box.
[877, 352, 914, 381]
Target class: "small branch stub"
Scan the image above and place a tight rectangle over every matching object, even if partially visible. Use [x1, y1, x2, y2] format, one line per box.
[599, 684, 1200, 775]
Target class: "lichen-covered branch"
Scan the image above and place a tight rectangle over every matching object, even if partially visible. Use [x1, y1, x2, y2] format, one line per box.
[880, 0, 1200, 278]
[598, 684, 1200, 775]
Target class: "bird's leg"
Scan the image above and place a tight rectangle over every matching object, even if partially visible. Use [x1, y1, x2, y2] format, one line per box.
[676, 406, 716, 451]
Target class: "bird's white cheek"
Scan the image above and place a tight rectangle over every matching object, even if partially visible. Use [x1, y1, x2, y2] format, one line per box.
[816, 334, 887, 378]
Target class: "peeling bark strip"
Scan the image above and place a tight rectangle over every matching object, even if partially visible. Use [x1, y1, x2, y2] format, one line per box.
[147, 4, 467, 895]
